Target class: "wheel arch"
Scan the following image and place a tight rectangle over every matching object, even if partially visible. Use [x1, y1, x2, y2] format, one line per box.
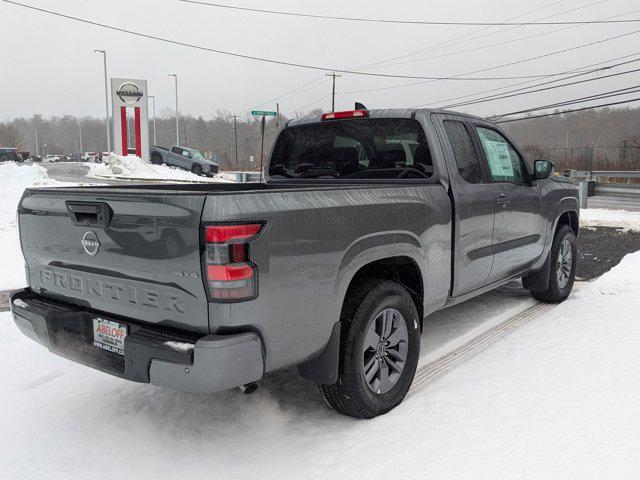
[298, 242, 425, 385]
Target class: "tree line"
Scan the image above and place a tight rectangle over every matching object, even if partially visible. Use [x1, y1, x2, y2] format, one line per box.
[502, 106, 640, 171]
[2, 106, 639, 172]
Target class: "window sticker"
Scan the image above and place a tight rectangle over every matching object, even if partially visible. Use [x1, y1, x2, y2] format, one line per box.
[484, 140, 514, 178]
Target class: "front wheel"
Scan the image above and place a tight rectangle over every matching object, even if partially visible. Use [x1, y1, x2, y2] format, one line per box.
[529, 225, 577, 303]
[319, 280, 420, 419]
[191, 164, 203, 176]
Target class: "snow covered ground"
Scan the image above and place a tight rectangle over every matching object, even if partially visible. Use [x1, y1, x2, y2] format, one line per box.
[1, 251, 639, 479]
[0, 162, 77, 291]
[580, 207, 640, 232]
[85, 154, 233, 183]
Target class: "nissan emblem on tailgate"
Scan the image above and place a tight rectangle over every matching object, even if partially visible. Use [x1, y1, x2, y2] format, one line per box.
[82, 231, 100, 256]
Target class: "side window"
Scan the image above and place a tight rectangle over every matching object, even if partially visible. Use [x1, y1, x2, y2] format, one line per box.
[476, 127, 526, 183]
[171, 146, 181, 154]
[443, 121, 483, 184]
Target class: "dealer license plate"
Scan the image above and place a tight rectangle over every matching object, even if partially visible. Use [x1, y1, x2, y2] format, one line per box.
[93, 318, 127, 356]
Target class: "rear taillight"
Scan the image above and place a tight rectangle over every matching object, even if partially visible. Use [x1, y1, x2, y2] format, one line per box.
[204, 223, 264, 301]
[321, 110, 368, 121]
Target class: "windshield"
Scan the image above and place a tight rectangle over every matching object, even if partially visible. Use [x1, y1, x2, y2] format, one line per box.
[269, 118, 433, 180]
[186, 148, 205, 161]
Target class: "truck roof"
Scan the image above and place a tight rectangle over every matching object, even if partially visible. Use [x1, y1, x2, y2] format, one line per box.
[286, 108, 488, 128]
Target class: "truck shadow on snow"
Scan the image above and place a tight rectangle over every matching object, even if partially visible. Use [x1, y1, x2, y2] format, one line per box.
[88, 281, 536, 432]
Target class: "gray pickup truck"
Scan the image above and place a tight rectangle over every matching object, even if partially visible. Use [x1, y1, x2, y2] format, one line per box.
[149, 145, 219, 176]
[11, 108, 578, 418]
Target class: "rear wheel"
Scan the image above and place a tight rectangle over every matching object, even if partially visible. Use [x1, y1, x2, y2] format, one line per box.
[319, 280, 420, 419]
[529, 225, 577, 303]
[191, 164, 203, 176]
[150, 153, 163, 165]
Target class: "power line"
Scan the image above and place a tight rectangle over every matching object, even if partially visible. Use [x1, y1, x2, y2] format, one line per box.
[438, 65, 640, 109]
[236, 76, 326, 116]
[336, 27, 640, 98]
[241, 0, 571, 115]
[490, 85, 640, 119]
[342, 44, 640, 101]
[419, 52, 640, 108]
[495, 97, 640, 123]
[178, 0, 640, 25]
[0, 0, 573, 82]
[367, 18, 640, 70]
[361, 0, 603, 69]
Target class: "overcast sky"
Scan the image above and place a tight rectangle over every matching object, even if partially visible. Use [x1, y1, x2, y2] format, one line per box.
[2, 0, 640, 120]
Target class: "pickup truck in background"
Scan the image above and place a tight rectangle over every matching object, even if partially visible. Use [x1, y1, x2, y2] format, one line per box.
[0, 147, 22, 162]
[11, 108, 579, 418]
[149, 145, 219, 176]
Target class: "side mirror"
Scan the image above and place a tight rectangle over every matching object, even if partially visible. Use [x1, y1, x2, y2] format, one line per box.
[533, 159, 554, 180]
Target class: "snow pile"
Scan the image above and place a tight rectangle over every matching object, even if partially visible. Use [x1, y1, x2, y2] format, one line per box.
[2, 251, 640, 478]
[581, 207, 640, 232]
[0, 162, 63, 232]
[0, 162, 75, 291]
[86, 154, 232, 183]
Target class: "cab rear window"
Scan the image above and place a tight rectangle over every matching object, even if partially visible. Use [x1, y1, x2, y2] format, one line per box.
[269, 118, 433, 180]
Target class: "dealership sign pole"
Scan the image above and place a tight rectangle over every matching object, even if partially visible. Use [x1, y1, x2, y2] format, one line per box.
[110, 78, 149, 161]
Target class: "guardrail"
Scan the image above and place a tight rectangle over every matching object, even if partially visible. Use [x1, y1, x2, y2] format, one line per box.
[567, 170, 640, 208]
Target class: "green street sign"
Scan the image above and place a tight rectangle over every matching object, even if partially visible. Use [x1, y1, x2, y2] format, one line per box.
[251, 110, 277, 117]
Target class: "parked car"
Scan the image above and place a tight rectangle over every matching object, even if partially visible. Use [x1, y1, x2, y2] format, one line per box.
[82, 152, 98, 163]
[0, 147, 22, 162]
[11, 108, 579, 418]
[150, 145, 219, 176]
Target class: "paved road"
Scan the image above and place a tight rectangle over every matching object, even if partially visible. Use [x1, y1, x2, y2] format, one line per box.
[587, 195, 640, 212]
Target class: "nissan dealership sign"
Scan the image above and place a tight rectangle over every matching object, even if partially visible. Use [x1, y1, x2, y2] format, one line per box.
[110, 78, 149, 161]
[116, 82, 144, 104]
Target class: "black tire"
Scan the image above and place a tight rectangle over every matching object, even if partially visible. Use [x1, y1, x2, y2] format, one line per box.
[530, 225, 577, 303]
[150, 153, 163, 165]
[191, 164, 203, 176]
[319, 279, 421, 419]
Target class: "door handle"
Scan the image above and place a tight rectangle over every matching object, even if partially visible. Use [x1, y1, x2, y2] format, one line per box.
[496, 193, 510, 207]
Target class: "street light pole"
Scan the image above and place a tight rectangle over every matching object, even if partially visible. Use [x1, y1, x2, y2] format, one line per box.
[93, 50, 110, 152]
[148, 95, 157, 145]
[169, 74, 179, 145]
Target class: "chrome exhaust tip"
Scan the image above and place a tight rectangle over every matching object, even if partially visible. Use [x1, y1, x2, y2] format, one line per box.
[239, 382, 259, 395]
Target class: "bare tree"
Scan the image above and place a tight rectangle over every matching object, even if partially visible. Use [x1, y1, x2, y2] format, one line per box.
[0, 120, 25, 149]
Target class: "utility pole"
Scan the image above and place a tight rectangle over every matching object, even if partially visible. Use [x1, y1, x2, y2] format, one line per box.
[183, 125, 188, 147]
[228, 115, 239, 171]
[325, 72, 341, 112]
[169, 74, 179, 145]
[78, 121, 83, 153]
[148, 95, 157, 145]
[93, 50, 110, 152]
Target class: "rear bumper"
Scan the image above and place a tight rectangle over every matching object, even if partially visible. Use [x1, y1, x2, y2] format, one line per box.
[10, 289, 264, 393]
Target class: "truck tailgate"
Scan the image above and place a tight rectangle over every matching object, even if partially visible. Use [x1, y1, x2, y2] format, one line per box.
[18, 188, 209, 333]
